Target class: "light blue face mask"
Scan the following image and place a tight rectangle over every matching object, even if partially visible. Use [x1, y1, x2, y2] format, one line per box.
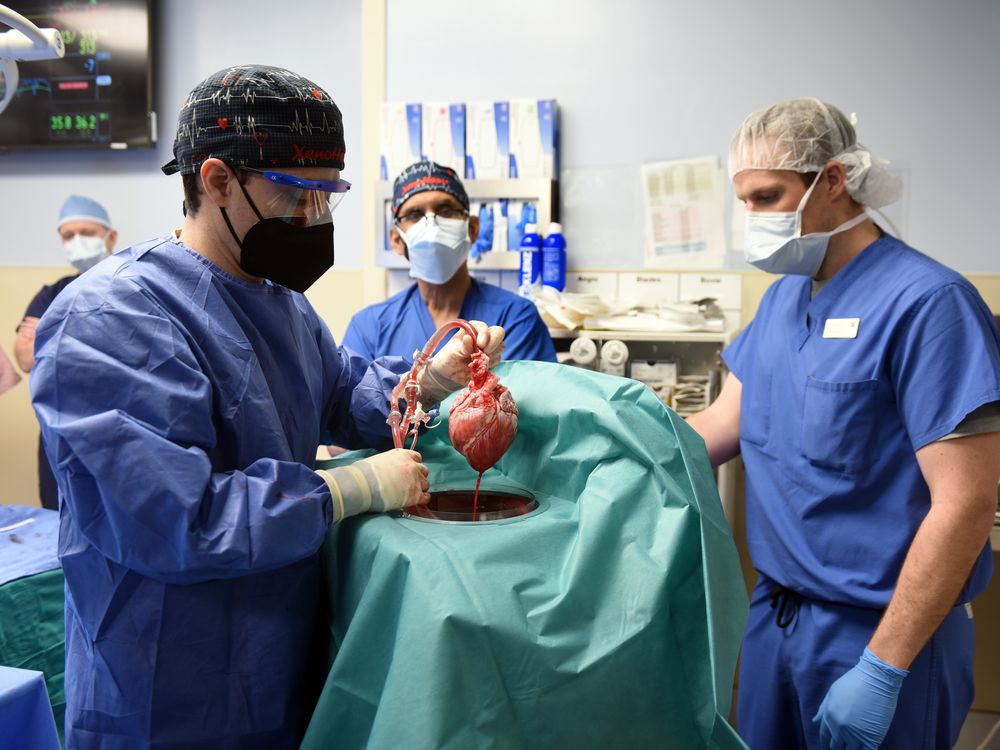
[744, 172, 868, 277]
[398, 214, 471, 285]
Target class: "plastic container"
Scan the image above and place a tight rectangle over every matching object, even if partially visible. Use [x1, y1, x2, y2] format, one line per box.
[541, 221, 566, 291]
[518, 222, 542, 297]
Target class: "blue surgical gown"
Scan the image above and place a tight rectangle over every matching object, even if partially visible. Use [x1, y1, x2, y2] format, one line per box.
[342, 278, 557, 363]
[30, 237, 409, 749]
[724, 235, 1000, 608]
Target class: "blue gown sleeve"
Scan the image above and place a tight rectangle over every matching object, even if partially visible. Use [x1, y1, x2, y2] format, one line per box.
[319, 329, 411, 451]
[31, 304, 335, 585]
[502, 304, 558, 363]
[889, 282, 1000, 450]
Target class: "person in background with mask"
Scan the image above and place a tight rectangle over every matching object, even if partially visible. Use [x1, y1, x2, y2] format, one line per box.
[688, 98, 1000, 750]
[342, 160, 555, 363]
[14, 194, 117, 509]
[29, 64, 504, 750]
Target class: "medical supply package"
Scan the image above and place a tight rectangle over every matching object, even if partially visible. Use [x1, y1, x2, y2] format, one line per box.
[465, 101, 510, 179]
[421, 102, 466, 177]
[509, 99, 559, 179]
[379, 102, 422, 180]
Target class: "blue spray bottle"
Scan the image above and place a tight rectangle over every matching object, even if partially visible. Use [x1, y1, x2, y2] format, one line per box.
[541, 222, 566, 291]
[518, 223, 542, 297]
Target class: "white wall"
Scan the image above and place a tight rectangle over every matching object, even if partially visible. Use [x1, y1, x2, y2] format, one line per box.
[387, 0, 1000, 273]
[0, 0, 364, 268]
[3, 0, 998, 274]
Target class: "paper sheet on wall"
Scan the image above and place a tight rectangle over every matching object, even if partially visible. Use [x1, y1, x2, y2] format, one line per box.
[642, 156, 726, 269]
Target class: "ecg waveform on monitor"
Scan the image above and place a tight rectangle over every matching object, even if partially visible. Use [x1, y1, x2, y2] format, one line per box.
[16, 78, 54, 96]
[0, 1, 152, 150]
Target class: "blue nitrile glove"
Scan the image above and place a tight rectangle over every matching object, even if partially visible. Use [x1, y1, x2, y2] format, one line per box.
[813, 647, 908, 750]
[472, 203, 493, 261]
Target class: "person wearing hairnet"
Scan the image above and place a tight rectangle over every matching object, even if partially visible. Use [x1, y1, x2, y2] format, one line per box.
[688, 98, 1000, 750]
[29, 64, 503, 750]
[342, 160, 555, 364]
[14, 194, 117, 509]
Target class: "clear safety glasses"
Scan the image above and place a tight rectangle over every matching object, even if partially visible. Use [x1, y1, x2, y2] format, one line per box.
[241, 167, 352, 227]
[395, 205, 469, 231]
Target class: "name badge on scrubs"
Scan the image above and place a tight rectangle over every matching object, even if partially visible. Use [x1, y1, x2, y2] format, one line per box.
[822, 318, 860, 339]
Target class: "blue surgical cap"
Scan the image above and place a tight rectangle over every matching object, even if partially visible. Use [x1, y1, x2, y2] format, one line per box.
[58, 195, 112, 229]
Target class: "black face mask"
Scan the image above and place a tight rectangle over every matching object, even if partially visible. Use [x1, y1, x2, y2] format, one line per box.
[220, 178, 334, 293]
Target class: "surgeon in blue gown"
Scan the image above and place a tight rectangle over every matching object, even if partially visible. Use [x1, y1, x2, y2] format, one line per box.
[29, 65, 503, 750]
[688, 98, 1000, 750]
[342, 161, 556, 364]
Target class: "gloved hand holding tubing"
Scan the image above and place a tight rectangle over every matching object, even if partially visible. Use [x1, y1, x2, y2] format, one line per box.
[419, 320, 505, 405]
[316, 449, 430, 521]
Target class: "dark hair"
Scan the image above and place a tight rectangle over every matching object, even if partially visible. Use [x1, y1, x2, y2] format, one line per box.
[181, 166, 249, 217]
[798, 171, 818, 188]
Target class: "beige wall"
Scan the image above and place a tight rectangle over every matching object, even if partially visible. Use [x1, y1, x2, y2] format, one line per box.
[739, 272, 1000, 331]
[0, 267, 71, 506]
[0, 266, 365, 507]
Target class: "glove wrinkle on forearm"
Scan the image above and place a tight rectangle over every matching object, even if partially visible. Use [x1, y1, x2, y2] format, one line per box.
[316, 462, 379, 520]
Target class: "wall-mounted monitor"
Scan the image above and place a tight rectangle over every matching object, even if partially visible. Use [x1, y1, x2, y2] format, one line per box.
[0, 0, 154, 151]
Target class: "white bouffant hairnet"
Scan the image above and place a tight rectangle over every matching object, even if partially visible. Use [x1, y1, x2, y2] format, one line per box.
[728, 97, 903, 208]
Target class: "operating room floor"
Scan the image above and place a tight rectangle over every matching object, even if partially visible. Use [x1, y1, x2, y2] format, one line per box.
[954, 711, 1000, 749]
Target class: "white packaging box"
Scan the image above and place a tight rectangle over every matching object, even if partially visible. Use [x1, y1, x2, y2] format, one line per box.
[618, 272, 680, 308]
[509, 99, 558, 179]
[421, 102, 465, 175]
[465, 101, 509, 179]
[679, 272, 743, 331]
[630, 360, 679, 387]
[678, 272, 741, 309]
[380, 102, 422, 181]
[565, 271, 618, 298]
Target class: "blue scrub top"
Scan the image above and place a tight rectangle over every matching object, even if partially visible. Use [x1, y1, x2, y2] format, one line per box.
[342, 278, 557, 363]
[30, 236, 409, 748]
[724, 236, 1000, 609]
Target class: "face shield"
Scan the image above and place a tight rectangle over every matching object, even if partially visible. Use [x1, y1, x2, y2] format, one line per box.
[240, 167, 351, 227]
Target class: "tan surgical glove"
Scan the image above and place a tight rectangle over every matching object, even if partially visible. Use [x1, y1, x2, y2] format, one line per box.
[316, 449, 430, 522]
[419, 320, 505, 405]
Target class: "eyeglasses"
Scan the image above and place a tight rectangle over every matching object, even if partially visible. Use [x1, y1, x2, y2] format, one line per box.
[242, 167, 352, 197]
[238, 167, 352, 227]
[395, 204, 469, 230]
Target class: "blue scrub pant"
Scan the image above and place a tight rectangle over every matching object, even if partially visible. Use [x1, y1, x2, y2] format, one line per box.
[737, 576, 974, 750]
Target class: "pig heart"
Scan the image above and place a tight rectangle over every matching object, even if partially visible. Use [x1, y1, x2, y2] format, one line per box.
[448, 352, 518, 474]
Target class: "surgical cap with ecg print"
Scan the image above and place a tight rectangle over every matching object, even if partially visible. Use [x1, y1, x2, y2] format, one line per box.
[162, 64, 346, 176]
